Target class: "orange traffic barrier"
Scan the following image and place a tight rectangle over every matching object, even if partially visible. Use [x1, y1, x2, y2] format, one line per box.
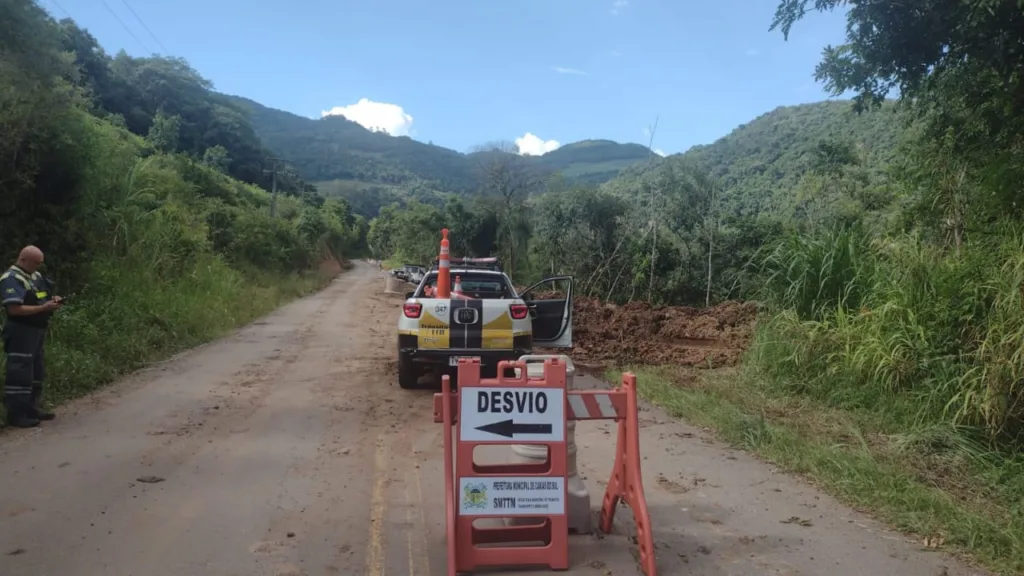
[437, 228, 451, 298]
[434, 360, 656, 575]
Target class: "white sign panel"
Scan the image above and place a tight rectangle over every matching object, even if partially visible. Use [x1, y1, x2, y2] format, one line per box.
[459, 386, 564, 442]
[458, 477, 566, 516]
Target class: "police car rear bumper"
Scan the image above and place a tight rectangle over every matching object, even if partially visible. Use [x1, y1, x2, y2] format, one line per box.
[400, 347, 531, 365]
[397, 335, 531, 367]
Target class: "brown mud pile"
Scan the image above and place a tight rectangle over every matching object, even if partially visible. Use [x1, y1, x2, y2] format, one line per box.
[562, 297, 759, 369]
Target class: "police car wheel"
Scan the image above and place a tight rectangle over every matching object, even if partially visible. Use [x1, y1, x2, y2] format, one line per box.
[397, 355, 418, 389]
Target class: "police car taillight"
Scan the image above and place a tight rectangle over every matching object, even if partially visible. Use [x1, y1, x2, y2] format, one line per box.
[509, 303, 528, 320]
[403, 303, 422, 318]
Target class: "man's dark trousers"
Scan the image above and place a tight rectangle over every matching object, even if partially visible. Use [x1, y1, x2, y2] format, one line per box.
[3, 320, 46, 419]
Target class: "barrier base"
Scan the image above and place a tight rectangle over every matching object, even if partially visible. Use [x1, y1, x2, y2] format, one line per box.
[505, 442, 593, 534]
[455, 518, 570, 572]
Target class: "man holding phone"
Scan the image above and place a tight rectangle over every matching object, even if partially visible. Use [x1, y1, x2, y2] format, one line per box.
[1, 246, 63, 428]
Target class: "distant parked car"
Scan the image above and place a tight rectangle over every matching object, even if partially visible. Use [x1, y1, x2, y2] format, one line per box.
[394, 264, 418, 282]
[408, 265, 425, 284]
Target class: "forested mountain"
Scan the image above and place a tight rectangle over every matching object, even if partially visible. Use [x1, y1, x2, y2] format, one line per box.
[224, 95, 477, 193]
[527, 139, 655, 184]
[234, 92, 905, 221]
[223, 96, 654, 198]
[604, 100, 906, 221]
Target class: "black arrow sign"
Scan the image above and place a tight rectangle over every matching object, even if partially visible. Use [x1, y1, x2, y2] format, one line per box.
[475, 419, 553, 438]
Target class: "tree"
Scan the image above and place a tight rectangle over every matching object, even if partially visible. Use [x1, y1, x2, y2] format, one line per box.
[679, 167, 721, 307]
[146, 109, 180, 153]
[469, 141, 542, 277]
[57, 19, 115, 111]
[530, 187, 629, 289]
[202, 145, 231, 173]
[771, 0, 1024, 117]
[771, 0, 1024, 217]
[443, 196, 488, 257]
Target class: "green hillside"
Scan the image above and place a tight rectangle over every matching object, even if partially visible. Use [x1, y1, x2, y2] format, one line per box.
[225, 95, 476, 193]
[530, 139, 656, 184]
[224, 96, 653, 202]
[604, 100, 906, 221]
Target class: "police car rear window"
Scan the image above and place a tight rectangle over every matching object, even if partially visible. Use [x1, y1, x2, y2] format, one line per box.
[418, 273, 511, 299]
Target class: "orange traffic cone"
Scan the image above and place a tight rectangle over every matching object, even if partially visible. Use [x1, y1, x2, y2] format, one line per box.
[437, 229, 451, 298]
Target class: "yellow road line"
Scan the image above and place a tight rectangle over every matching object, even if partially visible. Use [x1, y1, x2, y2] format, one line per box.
[413, 461, 433, 576]
[405, 471, 416, 576]
[365, 432, 389, 576]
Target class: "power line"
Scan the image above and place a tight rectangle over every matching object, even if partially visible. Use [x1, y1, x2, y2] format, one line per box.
[119, 0, 168, 54]
[47, 0, 71, 18]
[99, 0, 150, 53]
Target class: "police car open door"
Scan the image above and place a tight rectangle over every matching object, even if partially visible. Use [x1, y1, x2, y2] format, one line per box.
[519, 276, 573, 348]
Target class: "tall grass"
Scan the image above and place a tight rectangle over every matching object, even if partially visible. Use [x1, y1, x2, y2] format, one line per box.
[758, 226, 874, 319]
[752, 225, 1024, 441]
[746, 225, 1024, 570]
[43, 256, 330, 404]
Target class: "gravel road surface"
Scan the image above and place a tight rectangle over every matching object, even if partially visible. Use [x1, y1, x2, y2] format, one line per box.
[0, 262, 984, 576]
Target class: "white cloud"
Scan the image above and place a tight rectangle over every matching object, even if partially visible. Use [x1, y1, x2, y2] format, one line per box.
[610, 0, 629, 15]
[321, 98, 414, 136]
[745, 48, 760, 57]
[552, 66, 587, 76]
[654, 149, 666, 157]
[515, 133, 560, 156]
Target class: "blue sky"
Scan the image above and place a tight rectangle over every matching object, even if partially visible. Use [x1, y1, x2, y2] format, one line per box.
[43, 0, 849, 156]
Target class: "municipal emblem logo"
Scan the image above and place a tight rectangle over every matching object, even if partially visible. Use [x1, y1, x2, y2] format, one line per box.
[462, 482, 487, 510]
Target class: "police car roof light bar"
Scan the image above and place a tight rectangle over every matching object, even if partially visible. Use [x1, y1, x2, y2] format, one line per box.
[430, 256, 502, 272]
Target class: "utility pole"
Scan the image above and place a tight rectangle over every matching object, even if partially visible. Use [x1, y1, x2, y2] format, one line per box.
[262, 159, 279, 218]
[646, 115, 660, 303]
[270, 169, 278, 218]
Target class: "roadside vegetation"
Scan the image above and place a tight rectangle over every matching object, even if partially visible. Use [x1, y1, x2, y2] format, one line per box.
[368, 1, 1024, 571]
[0, 0, 368, 415]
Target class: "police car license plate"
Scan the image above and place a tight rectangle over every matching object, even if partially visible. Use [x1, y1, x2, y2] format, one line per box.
[449, 356, 479, 367]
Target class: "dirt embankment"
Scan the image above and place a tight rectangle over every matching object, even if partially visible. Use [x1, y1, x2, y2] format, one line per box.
[566, 297, 759, 368]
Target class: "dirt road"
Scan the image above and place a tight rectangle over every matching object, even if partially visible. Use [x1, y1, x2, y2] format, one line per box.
[0, 262, 985, 575]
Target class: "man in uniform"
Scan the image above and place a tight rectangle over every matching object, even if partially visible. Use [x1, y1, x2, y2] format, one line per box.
[1, 246, 62, 428]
